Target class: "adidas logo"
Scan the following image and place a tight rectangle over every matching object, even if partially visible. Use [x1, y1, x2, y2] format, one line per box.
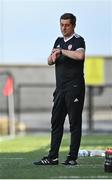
[74, 98, 79, 102]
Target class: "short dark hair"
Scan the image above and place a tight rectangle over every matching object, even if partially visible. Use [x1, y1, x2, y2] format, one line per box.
[60, 13, 76, 25]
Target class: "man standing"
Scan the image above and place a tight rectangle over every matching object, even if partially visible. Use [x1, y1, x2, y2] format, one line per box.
[33, 13, 85, 165]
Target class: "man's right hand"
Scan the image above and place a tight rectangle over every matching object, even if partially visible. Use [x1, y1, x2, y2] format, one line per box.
[51, 49, 62, 62]
[48, 48, 62, 65]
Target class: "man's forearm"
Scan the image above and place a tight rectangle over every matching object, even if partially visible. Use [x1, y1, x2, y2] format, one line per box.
[61, 49, 85, 60]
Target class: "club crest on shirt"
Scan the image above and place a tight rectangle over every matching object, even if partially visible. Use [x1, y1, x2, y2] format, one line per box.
[68, 44, 72, 50]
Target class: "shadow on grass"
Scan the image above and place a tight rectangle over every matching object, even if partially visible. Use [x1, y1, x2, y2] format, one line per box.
[0, 144, 71, 179]
[0, 135, 112, 179]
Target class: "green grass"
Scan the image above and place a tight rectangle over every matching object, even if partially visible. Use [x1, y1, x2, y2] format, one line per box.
[0, 134, 112, 179]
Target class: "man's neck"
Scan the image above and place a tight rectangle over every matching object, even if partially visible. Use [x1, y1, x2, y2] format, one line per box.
[64, 33, 75, 42]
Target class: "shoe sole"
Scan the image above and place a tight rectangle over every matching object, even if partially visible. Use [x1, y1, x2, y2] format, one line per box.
[33, 162, 58, 165]
[61, 162, 78, 165]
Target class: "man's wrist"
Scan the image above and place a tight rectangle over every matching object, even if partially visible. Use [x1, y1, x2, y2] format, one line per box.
[60, 49, 62, 55]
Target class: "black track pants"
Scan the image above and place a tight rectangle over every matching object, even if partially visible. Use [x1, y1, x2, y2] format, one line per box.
[49, 78, 85, 160]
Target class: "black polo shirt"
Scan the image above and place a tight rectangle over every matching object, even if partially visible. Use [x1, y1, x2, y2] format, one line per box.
[53, 34, 85, 89]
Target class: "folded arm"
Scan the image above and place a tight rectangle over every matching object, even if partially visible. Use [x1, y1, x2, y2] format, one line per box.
[48, 48, 85, 65]
[61, 48, 85, 60]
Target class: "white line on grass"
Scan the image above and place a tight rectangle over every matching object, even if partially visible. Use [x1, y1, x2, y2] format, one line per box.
[0, 157, 25, 159]
[55, 175, 112, 179]
[64, 164, 103, 169]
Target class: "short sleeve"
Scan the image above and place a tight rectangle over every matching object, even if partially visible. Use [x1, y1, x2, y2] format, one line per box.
[53, 38, 60, 49]
[76, 37, 86, 50]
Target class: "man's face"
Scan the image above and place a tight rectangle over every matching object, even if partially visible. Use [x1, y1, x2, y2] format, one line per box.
[60, 19, 75, 38]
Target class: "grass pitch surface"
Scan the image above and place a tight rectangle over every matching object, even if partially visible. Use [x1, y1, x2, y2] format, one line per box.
[0, 134, 112, 179]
